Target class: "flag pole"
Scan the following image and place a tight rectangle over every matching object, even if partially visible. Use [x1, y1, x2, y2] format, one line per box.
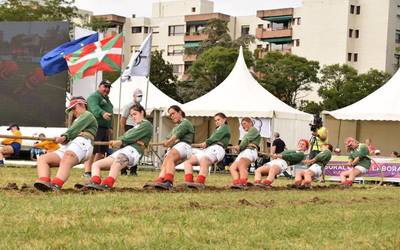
[116, 32, 125, 138]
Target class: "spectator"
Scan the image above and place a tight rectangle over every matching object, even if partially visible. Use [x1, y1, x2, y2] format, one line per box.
[0, 124, 22, 166]
[374, 149, 381, 156]
[120, 88, 143, 132]
[309, 115, 328, 159]
[391, 151, 399, 158]
[365, 138, 376, 155]
[270, 132, 286, 155]
[30, 133, 60, 160]
[83, 80, 114, 178]
[333, 147, 341, 156]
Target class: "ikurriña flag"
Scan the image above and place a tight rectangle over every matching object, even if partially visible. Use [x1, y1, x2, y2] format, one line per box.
[64, 33, 123, 80]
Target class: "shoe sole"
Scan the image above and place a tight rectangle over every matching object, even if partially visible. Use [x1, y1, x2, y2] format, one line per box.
[143, 182, 158, 189]
[74, 183, 84, 190]
[186, 183, 205, 190]
[34, 182, 52, 192]
[153, 183, 172, 190]
[230, 185, 248, 190]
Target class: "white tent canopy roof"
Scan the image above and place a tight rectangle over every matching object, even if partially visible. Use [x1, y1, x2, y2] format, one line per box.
[181, 47, 312, 121]
[323, 68, 400, 121]
[109, 76, 180, 114]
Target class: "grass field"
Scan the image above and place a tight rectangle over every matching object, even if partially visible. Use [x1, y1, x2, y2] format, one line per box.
[0, 167, 399, 250]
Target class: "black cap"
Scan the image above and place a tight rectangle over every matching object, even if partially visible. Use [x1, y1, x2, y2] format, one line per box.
[7, 123, 19, 131]
[99, 80, 112, 88]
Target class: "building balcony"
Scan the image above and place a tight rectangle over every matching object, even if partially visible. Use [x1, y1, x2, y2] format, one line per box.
[257, 8, 294, 22]
[183, 54, 197, 62]
[185, 13, 230, 23]
[255, 47, 292, 59]
[184, 32, 209, 42]
[256, 28, 292, 41]
[92, 14, 126, 25]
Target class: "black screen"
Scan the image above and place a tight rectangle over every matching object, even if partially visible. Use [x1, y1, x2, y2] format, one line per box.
[0, 21, 69, 127]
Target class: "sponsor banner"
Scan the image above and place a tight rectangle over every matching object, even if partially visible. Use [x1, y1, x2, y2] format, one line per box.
[325, 159, 400, 182]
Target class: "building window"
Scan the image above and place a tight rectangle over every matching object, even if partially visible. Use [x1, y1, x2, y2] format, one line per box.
[192, 7, 196, 12]
[355, 29, 359, 38]
[151, 26, 160, 34]
[173, 64, 182, 74]
[258, 24, 264, 29]
[396, 30, 400, 43]
[144, 27, 149, 33]
[395, 54, 400, 68]
[257, 44, 263, 49]
[349, 29, 353, 38]
[354, 53, 358, 62]
[131, 26, 142, 33]
[350, 5, 355, 14]
[130, 45, 140, 53]
[167, 44, 184, 56]
[241, 25, 250, 36]
[356, 6, 361, 14]
[168, 25, 185, 36]
[347, 53, 352, 62]
[295, 39, 300, 47]
[297, 17, 301, 25]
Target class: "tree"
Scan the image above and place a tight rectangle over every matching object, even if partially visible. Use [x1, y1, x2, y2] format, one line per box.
[180, 46, 254, 102]
[0, 0, 79, 22]
[149, 50, 179, 101]
[85, 16, 114, 33]
[255, 51, 320, 107]
[318, 64, 391, 110]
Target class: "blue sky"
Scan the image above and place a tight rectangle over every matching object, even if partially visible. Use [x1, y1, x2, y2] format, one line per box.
[74, 0, 301, 17]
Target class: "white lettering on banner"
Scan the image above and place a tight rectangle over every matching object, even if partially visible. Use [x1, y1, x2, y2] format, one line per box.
[381, 165, 400, 172]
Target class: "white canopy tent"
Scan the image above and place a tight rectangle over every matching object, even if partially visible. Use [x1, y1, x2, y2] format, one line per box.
[322, 69, 400, 154]
[181, 47, 313, 149]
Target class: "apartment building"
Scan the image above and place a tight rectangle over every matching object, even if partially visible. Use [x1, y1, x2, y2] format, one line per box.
[93, 0, 400, 99]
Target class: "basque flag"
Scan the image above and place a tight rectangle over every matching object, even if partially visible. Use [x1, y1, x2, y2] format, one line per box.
[40, 33, 99, 76]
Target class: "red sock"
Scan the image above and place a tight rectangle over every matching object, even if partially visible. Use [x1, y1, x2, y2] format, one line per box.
[341, 180, 346, 184]
[233, 179, 240, 185]
[255, 180, 261, 184]
[101, 176, 115, 188]
[51, 177, 64, 188]
[240, 178, 248, 185]
[39, 177, 51, 183]
[262, 179, 272, 185]
[184, 173, 194, 182]
[155, 177, 164, 183]
[164, 173, 174, 183]
[91, 175, 101, 185]
[304, 180, 311, 185]
[345, 180, 353, 185]
[196, 175, 206, 184]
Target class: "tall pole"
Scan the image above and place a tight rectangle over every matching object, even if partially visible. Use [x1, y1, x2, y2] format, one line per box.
[116, 32, 125, 139]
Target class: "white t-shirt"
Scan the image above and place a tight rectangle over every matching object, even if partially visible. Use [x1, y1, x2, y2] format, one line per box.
[122, 101, 139, 126]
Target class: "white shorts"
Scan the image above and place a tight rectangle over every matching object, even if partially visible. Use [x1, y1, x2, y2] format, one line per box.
[166, 142, 192, 161]
[235, 148, 257, 163]
[110, 145, 141, 168]
[55, 136, 93, 163]
[195, 144, 225, 164]
[265, 159, 288, 173]
[354, 165, 368, 174]
[308, 164, 322, 178]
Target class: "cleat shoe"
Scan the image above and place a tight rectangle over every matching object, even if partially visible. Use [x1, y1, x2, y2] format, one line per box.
[154, 181, 173, 190]
[288, 183, 301, 189]
[255, 183, 272, 189]
[246, 182, 254, 187]
[230, 184, 248, 190]
[186, 182, 205, 190]
[84, 182, 104, 191]
[51, 184, 61, 192]
[34, 180, 52, 192]
[74, 183, 85, 190]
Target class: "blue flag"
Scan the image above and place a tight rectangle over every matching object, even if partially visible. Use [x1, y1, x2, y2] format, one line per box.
[40, 33, 98, 76]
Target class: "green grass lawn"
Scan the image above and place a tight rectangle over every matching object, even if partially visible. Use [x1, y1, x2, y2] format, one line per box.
[0, 167, 399, 249]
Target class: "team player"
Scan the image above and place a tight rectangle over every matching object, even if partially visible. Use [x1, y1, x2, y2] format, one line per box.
[149, 105, 194, 190]
[254, 139, 309, 188]
[293, 143, 333, 188]
[183, 112, 231, 189]
[229, 117, 261, 189]
[33, 96, 98, 192]
[84, 104, 152, 190]
[339, 137, 371, 187]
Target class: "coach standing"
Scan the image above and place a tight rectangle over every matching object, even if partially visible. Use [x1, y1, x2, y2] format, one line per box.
[83, 80, 113, 177]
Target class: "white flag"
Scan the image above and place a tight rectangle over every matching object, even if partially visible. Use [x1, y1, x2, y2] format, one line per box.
[122, 33, 152, 81]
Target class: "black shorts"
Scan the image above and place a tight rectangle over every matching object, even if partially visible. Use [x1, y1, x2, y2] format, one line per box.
[93, 127, 110, 154]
